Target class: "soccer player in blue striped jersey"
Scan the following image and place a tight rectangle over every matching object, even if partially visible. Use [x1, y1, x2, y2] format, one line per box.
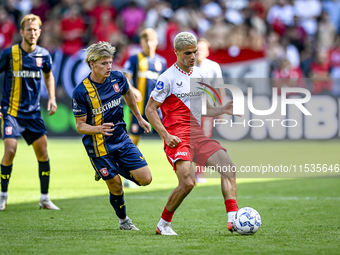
[123, 28, 167, 146]
[0, 14, 59, 211]
[72, 42, 152, 230]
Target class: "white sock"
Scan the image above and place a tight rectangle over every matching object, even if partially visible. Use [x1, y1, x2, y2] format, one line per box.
[41, 194, 49, 201]
[228, 211, 237, 222]
[158, 218, 170, 226]
[119, 216, 129, 224]
[1, 192, 8, 197]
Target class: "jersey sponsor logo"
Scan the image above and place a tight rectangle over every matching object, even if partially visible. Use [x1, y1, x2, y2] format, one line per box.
[100, 168, 109, 177]
[111, 79, 116, 83]
[140, 156, 145, 161]
[5, 127, 12, 135]
[154, 61, 162, 72]
[174, 151, 188, 158]
[92, 97, 121, 115]
[176, 81, 183, 87]
[13, 70, 41, 78]
[138, 70, 160, 80]
[176, 91, 204, 99]
[36, 57, 43, 67]
[156, 81, 164, 90]
[113, 83, 120, 92]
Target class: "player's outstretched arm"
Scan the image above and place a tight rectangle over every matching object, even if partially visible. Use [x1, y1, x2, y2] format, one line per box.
[43, 70, 57, 116]
[145, 98, 181, 148]
[123, 89, 151, 134]
[205, 100, 241, 117]
[75, 116, 115, 136]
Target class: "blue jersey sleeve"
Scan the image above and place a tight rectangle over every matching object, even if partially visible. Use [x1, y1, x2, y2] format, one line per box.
[42, 54, 52, 73]
[120, 73, 130, 95]
[72, 87, 88, 117]
[0, 48, 10, 73]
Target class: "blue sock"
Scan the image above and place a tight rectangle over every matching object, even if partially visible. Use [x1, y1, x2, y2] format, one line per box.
[110, 192, 127, 219]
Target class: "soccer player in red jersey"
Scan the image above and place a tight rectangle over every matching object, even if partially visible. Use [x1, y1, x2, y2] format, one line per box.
[145, 32, 239, 235]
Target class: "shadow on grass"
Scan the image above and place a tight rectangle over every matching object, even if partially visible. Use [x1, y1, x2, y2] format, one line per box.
[0, 178, 339, 255]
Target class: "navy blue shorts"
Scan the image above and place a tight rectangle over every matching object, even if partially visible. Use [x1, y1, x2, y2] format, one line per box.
[89, 140, 148, 180]
[129, 108, 162, 135]
[1, 113, 47, 145]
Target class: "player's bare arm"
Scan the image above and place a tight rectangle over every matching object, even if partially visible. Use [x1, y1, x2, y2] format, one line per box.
[205, 100, 241, 117]
[145, 98, 181, 148]
[123, 73, 143, 102]
[75, 116, 115, 136]
[43, 70, 57, 116]
[122, 89, 151, 134]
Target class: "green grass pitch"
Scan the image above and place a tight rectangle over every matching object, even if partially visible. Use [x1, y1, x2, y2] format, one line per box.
[0, 138, 339, 255]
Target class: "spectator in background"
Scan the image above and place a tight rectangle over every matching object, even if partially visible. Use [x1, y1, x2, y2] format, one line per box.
[316, 11, 336, 49]
[284, 16, 307, 53]
[272, 58, 305, 95]
[144, 1, 174, 49]
[87, 0, 116, 29]
[60, 4, 85, 56]
[330, 35, 340, 96]
[15, 0, 33, 15]
[293, 0, 322, 37]
[200, 0, 223, 21]
[0, 6, 17, 51]
[4, 0, 22, 29]
[322, 0, 340, 33]
[31, 0, 51, 22]
[119, 0, 146, 43]
[92, 10, 119, 43]
[308, 48, 332, 94]
[267, 0, 294, 35]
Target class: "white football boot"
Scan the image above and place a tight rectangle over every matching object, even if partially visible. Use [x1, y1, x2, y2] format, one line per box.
[120, 218, 139, 230]
[0, 195, 7, 211]
[39, 199, 60, 210]
[156, 221, 178, 235]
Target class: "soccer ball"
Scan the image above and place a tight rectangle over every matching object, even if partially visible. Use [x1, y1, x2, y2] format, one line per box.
[234, 207, 261, 235]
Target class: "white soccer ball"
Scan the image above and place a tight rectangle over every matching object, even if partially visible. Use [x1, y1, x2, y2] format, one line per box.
[234, 207, 261, 235]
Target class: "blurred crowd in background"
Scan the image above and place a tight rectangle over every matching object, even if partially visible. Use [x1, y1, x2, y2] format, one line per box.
[1, 0, 340, 96]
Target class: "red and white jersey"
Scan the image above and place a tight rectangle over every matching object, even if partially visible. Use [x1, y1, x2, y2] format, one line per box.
[150, 63, 207, 137]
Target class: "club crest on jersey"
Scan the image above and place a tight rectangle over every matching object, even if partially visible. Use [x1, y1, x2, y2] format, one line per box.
[5, 127, 12, 135]
[156, 81, 164, 90]
[100, 168, 109, 177]
[154, 61, 162, 72]
[113, 83, 120, 92]
[36, 57, 43, 67]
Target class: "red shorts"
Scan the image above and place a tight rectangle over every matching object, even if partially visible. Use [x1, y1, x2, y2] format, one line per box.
[164, 133, 226, 171]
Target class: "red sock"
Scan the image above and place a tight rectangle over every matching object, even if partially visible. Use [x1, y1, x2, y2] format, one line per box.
[161, 207, 175, 222]
[224, 199, 238, 212]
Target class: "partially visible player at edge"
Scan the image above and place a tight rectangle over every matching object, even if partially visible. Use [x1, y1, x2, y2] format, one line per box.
[194, 38, 224, 183]
[145, 32, 239, 235]
[121, 28, 167, 188]
[123, 28, 167, 146]
[72, 42, 152, 230]
[0, 14, 59, 211]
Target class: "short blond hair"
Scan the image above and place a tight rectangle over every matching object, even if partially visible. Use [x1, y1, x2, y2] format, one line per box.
[20, 14, 42, 30]
[140, 28, 157, 40]
[84, 41, 116, 68]
[173, 32, 197, 51]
